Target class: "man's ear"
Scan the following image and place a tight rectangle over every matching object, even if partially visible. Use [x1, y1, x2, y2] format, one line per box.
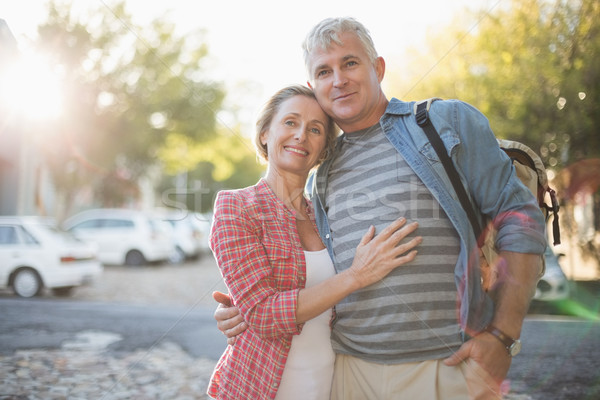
[375, 56, 385, 82]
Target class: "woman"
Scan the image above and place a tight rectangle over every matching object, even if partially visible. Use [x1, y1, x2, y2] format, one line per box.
[207, 85, 421, 400]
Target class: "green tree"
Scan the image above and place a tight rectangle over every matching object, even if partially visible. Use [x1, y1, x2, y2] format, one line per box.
[29, 0, 261, 218]
[387, 0, 600, 271]
[156, 125, 265, 213]
[389, 0, 600, 168]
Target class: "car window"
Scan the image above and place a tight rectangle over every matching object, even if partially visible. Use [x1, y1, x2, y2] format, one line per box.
[72, 219, 102, 229]
[149, 219, 171, 234]
[19, 226, 40, 245]
[36, 223, 82, 243]
[0, 225, 18, 245]
[101, 219, 134, 228]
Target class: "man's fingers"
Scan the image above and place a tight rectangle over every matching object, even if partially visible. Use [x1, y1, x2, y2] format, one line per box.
[213, 291, 232, 307]
[444, 342, 470, 366]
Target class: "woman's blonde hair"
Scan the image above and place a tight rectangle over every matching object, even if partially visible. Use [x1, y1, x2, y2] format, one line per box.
[254, 85, 338, 164]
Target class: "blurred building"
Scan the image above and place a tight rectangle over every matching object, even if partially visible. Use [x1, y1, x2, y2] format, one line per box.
[0, 19, 39, 216]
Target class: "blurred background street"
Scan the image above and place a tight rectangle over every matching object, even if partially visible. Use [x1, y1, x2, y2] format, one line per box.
[62, 257, 227, 309]
[2, 0, 600, 399]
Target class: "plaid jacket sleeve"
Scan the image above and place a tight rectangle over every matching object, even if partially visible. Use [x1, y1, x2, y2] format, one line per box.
[209, 188, 302, 339]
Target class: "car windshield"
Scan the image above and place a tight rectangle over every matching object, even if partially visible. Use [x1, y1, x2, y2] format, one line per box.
[32, 223, 83, 244]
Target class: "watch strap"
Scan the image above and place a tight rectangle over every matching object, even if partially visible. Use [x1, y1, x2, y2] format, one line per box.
[485, 325, 515, 348]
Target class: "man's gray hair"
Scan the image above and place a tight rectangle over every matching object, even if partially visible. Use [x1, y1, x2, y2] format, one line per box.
[302, 17, 379, 76]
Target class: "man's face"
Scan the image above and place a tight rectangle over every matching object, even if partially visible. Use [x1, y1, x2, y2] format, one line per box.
[306, 32, 385, 133]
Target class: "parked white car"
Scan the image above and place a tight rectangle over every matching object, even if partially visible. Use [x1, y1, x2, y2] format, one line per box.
[155, 209, 212, 264]
[534, 246, 570, 302]
[0, 216, 103, 298]
[191, 212, 212, 254]
[63, 209, 174, 266]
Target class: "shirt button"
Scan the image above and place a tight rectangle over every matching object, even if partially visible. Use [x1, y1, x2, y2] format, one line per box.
[325, 234, 330, 239]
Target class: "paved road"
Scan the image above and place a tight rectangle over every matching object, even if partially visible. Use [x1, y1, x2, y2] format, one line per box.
[0, 297, 226, 360]
[1, 258, 599, 399]
[507, 316, 600, 399]
[0, 258, 227, 399]
[2, 298, 599, 399]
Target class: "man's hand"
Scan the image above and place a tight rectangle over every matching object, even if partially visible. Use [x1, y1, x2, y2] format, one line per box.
[213, 291, 248, 345]
[444, 331, 511, 385]
[445, 252, 539, 385]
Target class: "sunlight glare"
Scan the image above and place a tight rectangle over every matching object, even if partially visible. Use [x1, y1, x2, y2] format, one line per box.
[0, 53, 64, 120]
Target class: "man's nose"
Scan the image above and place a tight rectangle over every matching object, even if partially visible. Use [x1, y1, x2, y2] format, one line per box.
[333, 70, 348, 87]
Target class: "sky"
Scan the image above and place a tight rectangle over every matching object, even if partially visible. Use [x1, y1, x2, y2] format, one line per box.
[1, 0, 500, 125]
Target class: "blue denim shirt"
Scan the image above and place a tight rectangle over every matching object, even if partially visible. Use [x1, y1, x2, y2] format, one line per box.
[309, 98, 547, 335]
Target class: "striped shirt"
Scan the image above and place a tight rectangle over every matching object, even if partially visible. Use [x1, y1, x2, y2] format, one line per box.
[326, 124, 463, 363]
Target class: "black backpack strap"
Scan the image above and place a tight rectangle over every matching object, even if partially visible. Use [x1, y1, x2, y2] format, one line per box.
[546, 188, 561, 245]
[415, 100, 483, 245]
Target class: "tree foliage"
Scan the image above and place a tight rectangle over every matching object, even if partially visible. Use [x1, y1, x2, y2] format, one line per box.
[388, 0, 600, 169]
[31, 0, 263, 217]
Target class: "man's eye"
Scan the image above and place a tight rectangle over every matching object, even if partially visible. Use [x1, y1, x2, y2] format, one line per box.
[317, 70, 329, 77]
[347, 61, 357, 67]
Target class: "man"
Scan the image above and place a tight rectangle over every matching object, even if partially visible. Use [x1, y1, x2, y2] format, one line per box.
[214, 17, 546, 399]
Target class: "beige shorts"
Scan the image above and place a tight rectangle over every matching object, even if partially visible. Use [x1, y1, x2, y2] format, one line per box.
[331, 354, 503, 400]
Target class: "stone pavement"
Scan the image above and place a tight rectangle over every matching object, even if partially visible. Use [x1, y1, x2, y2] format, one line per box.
[0, 257, 226, 400]
[1, 342, 215, 399]
[2, 255, 598, 399]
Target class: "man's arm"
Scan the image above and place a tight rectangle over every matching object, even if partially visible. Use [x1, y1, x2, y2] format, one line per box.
[213, 291, 247, 346]
[444, 251, 541, 382]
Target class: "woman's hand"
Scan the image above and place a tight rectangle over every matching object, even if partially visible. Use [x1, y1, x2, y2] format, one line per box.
[347, 217, 421, 289]
[213, 291, 247, 345]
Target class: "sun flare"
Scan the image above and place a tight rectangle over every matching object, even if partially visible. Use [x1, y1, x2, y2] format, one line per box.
[0, 52, 63, 120]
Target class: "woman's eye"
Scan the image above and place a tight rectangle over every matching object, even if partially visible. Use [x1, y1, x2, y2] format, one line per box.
[310, 127, 322, 134]
[285, 120, 295, 126]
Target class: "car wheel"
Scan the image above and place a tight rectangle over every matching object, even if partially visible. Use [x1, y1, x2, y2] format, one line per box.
[125, 250, 146, 266]
[168, 246, 186, 264]
[12, 268, 43, 298]
[52, 286, 75, 297]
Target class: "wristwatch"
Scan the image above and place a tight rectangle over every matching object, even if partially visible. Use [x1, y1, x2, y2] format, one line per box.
[485, 325, 522, 356]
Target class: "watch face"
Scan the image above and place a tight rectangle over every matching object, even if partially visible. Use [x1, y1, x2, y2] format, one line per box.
[510, 340, 522, 356]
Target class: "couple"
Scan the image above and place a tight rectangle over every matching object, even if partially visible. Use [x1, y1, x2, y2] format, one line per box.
[208, 17, 546, 400]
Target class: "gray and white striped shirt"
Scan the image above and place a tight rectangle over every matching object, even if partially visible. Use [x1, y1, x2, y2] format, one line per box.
[326, 124, 463, 363]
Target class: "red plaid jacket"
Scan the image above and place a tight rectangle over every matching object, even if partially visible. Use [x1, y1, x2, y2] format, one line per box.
[207, 179, 317, 400]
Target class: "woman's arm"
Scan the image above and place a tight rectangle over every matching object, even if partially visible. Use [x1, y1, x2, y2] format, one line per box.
[212, 210, 421, 338]
[211, 190, 300, 340]
[294, 218, 420, 323]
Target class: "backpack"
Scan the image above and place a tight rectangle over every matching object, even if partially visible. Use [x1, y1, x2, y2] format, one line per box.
[497, 138, 560, 245]
[414, 99, 560, 290]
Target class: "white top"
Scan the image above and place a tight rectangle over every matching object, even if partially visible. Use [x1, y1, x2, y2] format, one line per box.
[274, 248, 336, 400]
